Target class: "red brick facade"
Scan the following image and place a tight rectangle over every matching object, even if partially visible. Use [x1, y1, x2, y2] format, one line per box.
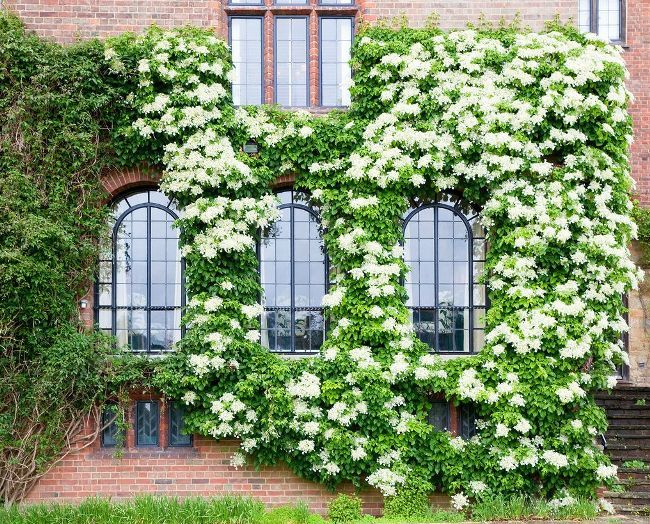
[6, 0, 650, 511]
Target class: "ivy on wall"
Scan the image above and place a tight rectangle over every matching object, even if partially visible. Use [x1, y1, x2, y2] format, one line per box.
[0, 10, 639, 507]
[105, 20, 640, 506]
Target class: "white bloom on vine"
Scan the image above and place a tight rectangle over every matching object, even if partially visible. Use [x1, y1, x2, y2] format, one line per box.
[189, 354, 211, 376]
[288, 372, 321, 399]
[323, 346, 338, 361]
[297, 439, 315, 454]
[450, 437, 466, 451]
[451, 493, 469, 511]
[468, 481, 487, 494]
[369, 306, 384, 318]
[542, 450, 568, 468]
[322, 287, 345, 308]
[499, 454, 518, 471]
[245, 330, 260, 342]
[596, 464, 617, 479]
[230, 452, 246, 468]
[221, 280, 234, 291]
[182, 391, 197, 405]
[495, 423, 510, 437]
[204, 296, 223, 312]
[367, 468, 405, 497]
[241, 303, 264, 319]
[514, 419, 531, 434]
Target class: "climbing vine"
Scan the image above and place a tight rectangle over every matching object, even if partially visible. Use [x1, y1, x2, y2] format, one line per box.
[103, 20, 641, 506]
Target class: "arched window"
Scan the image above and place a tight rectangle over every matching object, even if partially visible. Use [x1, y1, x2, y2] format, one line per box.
[403, 195, 486, 353]
[95, 189, 183, 354]
[260, 189, 327, 353]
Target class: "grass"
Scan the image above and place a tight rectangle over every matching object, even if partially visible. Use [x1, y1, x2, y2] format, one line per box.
[0, 495, 602, 523]
[469, 495, 598, 521]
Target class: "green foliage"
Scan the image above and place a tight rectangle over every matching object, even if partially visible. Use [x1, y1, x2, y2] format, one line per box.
[383, 476, 433, 518]
[0, 496, 266, 524]
[632, 200, 650, 266]
[264, 502, 326, 524]
[0, 13, 148, 505]
[328, 494, 363, 523]
[469, 495, 598, 521]
[622, 460, 646, 469]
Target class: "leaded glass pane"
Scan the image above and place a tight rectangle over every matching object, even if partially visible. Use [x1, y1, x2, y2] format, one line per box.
[428, 401, 449, 432]
[458, 403, 477, 439]
[136, 401, 159, 446]
[101, 406, 123, 447]
[169, 402, 192, 447]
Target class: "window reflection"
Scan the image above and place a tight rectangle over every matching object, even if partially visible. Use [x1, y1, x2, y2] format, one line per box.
[260, 190, 327, 353]
[404, 195, 486, 353]
[96, 189, 183, 354]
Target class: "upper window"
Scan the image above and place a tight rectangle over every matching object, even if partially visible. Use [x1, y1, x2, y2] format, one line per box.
[579, 0, 625, 43]
[403, 195, 486, 354]
[227, 1, 356, 107]
[260, 189, 327, 353]
[96, 189, 183, 354]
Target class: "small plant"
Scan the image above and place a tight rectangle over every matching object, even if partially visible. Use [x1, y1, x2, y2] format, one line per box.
[328, 494, 363, 523]
[383, 475, 432, 518]
[622, 460, 646, 469]
[636, 399, 647, 406]
[265, 502, 325, 524]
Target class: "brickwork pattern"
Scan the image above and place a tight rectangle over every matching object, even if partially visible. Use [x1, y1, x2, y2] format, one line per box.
[24, 394, 450, 513]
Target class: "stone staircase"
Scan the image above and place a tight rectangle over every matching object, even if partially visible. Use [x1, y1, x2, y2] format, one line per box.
[597, 386, 650, 516]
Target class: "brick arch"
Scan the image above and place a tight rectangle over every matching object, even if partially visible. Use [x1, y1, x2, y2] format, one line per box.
[102, 166, 161, 201]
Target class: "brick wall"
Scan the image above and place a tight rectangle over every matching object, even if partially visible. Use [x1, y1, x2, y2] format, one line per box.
[24, 394, 450, 514]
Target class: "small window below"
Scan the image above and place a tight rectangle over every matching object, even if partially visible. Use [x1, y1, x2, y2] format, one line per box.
[428, 400, 450, 432]
[320, 18, 353, 107]
[169, 402, 192, 447]
[101, 406, 124, 448]
[458, 403, 477, 440]
[136, 401, 160, 447]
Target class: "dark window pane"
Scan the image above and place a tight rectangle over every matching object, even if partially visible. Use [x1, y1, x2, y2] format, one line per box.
[169, 402, 192, 447]
[136, 401, 159, 446]
[101, 406, 124, 447]
[458, 403, 477, 439]
[320, 18, 352, 107]
[428, 401, 449, 432]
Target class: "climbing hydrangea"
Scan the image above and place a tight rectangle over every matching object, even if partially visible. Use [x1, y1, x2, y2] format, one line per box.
[107, 21, 639, 501]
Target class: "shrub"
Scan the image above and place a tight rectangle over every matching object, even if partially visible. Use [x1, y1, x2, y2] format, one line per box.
[328, 494, 362, 523]
[383, 476, 432, 518]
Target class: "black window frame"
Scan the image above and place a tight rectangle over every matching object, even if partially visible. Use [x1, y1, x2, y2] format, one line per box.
[168, 401, 193, 447]
[259, 189, 329, 354]
[581, 0, 626, 44]
[318, 16, 355, 109]
[228, 15, 265, 107]
[274, 15, 310, 108]
[94, 189, 185, 355]
[402, 196, 486, 355]
[135, 400, 160, 447]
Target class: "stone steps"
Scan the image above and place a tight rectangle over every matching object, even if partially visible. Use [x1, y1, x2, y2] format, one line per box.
[597, 387, 650, 516]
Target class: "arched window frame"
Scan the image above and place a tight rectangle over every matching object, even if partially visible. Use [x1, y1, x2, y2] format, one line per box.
[402, 195, 486, 354]
[259, 188, 329, 354]
[94, 189, 185, 354]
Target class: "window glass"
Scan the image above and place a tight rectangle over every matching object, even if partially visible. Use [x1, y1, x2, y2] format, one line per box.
[320, 0, 354, 3]
[261, 190, 326, 353]
[275, 18, 308, 107]
[169, 402, 192, 447]
[458, 403, 477, 440]
[136, 401, 159, 446]
[404, 195, 486, 353]
[231, 18, 263, 105]
[101, 406, 123, 447]
[598, 0, 621, 41]
[320, 18, 353, 107]
[96, 190, 183, 354]
[428, 401, 450, 432]
[276, 0, 308, 4]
